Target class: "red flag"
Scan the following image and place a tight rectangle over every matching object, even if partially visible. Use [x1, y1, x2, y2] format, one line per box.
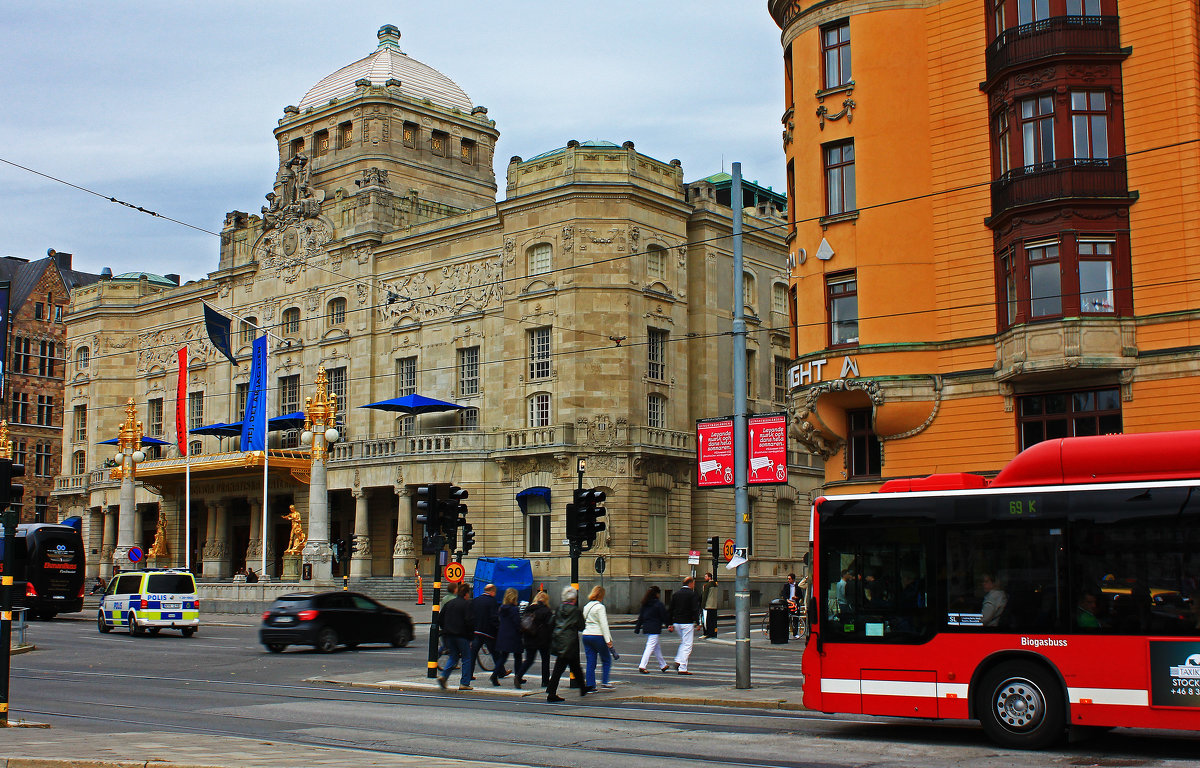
[176, 346, 188, 456]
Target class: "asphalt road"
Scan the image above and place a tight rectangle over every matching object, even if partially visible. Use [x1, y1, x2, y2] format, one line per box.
[7, 614, 1200, 767]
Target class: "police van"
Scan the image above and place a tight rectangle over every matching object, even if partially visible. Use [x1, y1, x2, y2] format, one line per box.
[98, 568, 199, 637]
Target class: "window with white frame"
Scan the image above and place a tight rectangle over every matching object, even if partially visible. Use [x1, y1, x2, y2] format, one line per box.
[327, 298, 347, 327]
[743, 272, 757, 308]
[189, 439, 203, 456]
[73, 404, 87, 443]
[772, 283, 788, 314]
[778, 500, 793, 559]
[528, 393, 551, 428]
[647, 245, 666, 282]
[240, 318, 257, 346]
[648, 488, 668, 553]
[148, 398, 163, 437]
[235, 384, 249, 423]
[188, 391, 204, 430]
[528, 328, 551, 380]
[75, 346, 90, 370]
[282, 307, 301, 335]
[647, 328, 668, 381]
[527, 243, 552, 277]
[526, 495, 551, 553]
[460, 407, 479, 431]
[1079, 239, 1116, 313]
[396, 356, 417, 397]
[458, 346, 479, 397]
[774, 356, 789, 404]
[397, 415, 415, 437]
[326, 366, 347, 426]
[278, 375, 300, 414]
[71, 450, 86, 475]
[648, 393, 666, 429]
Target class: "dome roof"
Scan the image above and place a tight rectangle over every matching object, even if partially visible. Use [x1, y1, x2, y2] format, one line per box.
[298, 25, 472, 112]
[112, 271, 178, 286]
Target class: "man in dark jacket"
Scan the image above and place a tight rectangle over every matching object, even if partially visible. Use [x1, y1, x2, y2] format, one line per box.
[546, 586, 586, 702]
[437, 583, 474, 690]
[668, 576, 701, 673]
[470, 583, 506, 679]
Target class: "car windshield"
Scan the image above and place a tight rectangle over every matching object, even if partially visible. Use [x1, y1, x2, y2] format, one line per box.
[273, 596, 313, 610]
[146, 574, 195, 594]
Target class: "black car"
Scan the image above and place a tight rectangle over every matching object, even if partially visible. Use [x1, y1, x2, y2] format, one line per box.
[260, 591, 414, 653]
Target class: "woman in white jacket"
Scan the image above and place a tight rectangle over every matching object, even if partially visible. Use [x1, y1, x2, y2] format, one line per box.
[581, 585, 615, 691]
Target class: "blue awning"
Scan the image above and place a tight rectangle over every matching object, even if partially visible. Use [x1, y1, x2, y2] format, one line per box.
[516, 486, 551, 514]
[188, 412, 307, 437]
[98, 436, 171, 446]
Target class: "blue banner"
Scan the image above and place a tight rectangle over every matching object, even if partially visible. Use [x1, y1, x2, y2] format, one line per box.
[203, 304, 238, 366]
[241, 336, 267, 451]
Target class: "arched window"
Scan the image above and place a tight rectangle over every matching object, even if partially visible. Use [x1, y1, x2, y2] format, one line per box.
[397, 415, 415, 437]
[282, 307, 301, 335]
[327, 297, 347, 327]
[189, 440, 203, 457]
[71, 450, 86, 475]
[75, 346, 90, 370]
[528, 393, 551, 428]
[743, 271, 757, 307]
[527, 243, 552, 277]
[772, 283, 788, 314]
[460, 407, 479, 431]
[647, 245, 666, 281]
[240, 317, 258, 345]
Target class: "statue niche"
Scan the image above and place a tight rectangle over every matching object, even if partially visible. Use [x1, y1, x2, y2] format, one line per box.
[263, 152, 326, 230]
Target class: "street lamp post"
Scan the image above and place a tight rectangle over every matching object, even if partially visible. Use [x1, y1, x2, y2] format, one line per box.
[113, 399, 146, 570]
[300, 366, 339, 583]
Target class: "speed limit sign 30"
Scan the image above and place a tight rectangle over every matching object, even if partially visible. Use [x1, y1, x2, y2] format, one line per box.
[444, 562, 465, 583]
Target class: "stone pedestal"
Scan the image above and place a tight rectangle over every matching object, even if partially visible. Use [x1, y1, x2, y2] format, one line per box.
[282, 554, 302, 581]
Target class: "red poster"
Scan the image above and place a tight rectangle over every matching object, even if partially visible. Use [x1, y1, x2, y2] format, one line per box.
[696, 418, 735, 488]
[748, 412, 789, 485]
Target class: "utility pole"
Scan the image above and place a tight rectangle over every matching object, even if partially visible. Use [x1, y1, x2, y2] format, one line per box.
[731, 163, 752, 689]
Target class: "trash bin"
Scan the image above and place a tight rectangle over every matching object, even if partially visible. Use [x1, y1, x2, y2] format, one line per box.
[768, 598, 791, 645]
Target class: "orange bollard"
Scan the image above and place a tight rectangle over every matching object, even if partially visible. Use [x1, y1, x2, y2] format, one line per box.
[416, 568, 424, 605]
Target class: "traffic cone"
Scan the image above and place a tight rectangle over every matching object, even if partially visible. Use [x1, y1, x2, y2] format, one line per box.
[416, 570, 424, 605]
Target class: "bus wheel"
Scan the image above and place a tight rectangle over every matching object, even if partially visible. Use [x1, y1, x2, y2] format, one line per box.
[979, 662, 1065, 750]
[97, 611, 111, 633]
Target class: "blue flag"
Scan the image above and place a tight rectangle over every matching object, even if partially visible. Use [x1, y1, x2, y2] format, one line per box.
[204, 304, 238, 366]
[241, 336, 267, 451]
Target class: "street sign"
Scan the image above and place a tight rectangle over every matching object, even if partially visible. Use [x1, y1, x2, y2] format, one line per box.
[595, 556, 606, 574]
[128, 547, 143, 563]
[687, 550, 700, 565]
[722, 538, 735, 561]
[444, 562, 465, 583]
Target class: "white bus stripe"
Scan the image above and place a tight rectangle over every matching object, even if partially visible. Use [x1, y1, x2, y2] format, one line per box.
[1068, 687, 1149, 707]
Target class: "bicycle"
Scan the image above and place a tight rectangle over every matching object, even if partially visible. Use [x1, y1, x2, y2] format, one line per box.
[437, 643, 495, 674]
[759, 602, 807, 639]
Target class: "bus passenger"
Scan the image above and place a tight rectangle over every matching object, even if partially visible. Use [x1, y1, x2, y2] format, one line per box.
[837, 569, 855, 616]
[1076, 591, 1101, 629]
[981, 573, 1007, 627]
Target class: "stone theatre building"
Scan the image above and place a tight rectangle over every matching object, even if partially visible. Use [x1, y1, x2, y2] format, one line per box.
[53, 25, 817, 609]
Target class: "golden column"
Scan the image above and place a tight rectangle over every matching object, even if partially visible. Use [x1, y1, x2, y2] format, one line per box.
[300, 366, 339, 582]
[113, 399, 146, 569]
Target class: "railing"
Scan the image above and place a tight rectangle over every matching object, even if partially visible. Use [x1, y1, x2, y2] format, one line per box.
[53, 474, 91, 493]
[628, 426, 691, 451]
[985, 16, 1122, 80]
[334, 431, 493, 461]
[991, 157, 1129, 216]
[503, 424, 571, 450]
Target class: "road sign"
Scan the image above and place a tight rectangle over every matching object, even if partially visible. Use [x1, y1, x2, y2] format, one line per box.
[444, 562, 465, 583]
[595, 556, 606, 574]
[687, 550, 700, 565]
[128, 547, 143, 563]
[722, 538, 735, 561]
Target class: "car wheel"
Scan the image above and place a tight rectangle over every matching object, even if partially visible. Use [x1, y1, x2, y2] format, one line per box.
[391, 626, 413, 648]
[182, 627, 197, 638]
[266, 643, 286, 653]
[149, 627, 161, 636]
[315, 626, 339, 653]
[97, 611, 111, 634]
[978, 661, 1065, 750]
[129, 613, 145, 636]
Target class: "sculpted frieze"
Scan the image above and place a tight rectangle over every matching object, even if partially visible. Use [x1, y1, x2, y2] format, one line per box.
[377, 256, 508, 326]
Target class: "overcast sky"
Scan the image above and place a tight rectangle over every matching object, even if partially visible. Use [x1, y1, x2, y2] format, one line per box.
[0, 2, 786, 282]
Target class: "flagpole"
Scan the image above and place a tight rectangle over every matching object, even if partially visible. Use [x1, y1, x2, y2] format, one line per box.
[261, 333, 269, 578]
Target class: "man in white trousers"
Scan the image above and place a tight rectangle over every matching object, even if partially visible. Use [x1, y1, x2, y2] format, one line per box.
[668, 576, 701, 673]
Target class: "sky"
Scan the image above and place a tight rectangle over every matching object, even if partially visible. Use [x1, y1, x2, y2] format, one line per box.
[0, 2, 787, 283]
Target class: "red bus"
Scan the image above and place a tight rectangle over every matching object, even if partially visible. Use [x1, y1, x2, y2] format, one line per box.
[804, 431, 1200, 749]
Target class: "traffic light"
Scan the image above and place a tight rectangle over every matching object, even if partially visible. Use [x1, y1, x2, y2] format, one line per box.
[334, 538, 348, 563]
[461, 523, 476, 555]
[707, 536, 721, 559]
[415, 484, 440, 536]
[0, 458, 24, 512]
[567, 488, 587, 542]
[577, 488, 606, 550]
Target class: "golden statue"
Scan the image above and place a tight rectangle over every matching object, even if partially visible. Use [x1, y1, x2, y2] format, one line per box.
[283, 505, 307, 555]
[147, 512, 170, 559]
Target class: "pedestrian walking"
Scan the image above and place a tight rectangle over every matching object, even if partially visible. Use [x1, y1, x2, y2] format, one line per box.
[436, 583, 475, 690]
[701, 572, 719, 638]
[516, 590, 553, 688]
[546, 586, 586, 702]
[634, 585, 671, 673]
[471, 583, 505, 680]
[492, 588, 524, 686]
[669, 575, 701, 674]
[581, 585, 615, 691]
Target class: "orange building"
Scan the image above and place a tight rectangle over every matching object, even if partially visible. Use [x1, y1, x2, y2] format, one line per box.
[769, 0, 1200, 491]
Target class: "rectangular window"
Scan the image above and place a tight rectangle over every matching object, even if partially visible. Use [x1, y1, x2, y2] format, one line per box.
[54, 305, 63, 323]
[314, 130, 329, 157]
[527, 243, 552, 276]
[337, 121, 353, 150]
[72, 451, 86, 475]
[827, 272, 859, 346]
[395, 356, 417, 397]
[528, 393, 550, 428]
[943, 524, 1063, 633]
[278, 375, 300, 415]
[283, 308, 300, 335]
[188, 391, 204, 430]
[647, 246, 666, 281]
[35, 444, 52, 477]
[778, 502, 793, 559]
[460, 407, 479, 431]
[648, 488, 667, 553]
[458, 346, 480, 397]
[528, 327, 551, 380]
[772, 284, 788, 315]
[38, 340, 54, 377]
[995, 110, 1011, 176]
[13, 442, 26, 469]
[326, 366, 347, 425]
[396, 415, 414, 437]
[431, 130, 448, 156]
[34, 496, 47, 522]
[648, 394, 666, 429]
[402, 121, 418, 147]
[1018, 0, 1050, 26]
[1027, 239, 1061, 317]
[235, 384, 249, 423]
[10, 393, 28, 424]
[36, 395, 53, 426]
[1000, 248, 1018, 326]
[73, 404, 87, 443]
[1071, 91, 1109, 161]
[1066, 0, 1100, 15]
[1019, 387, 1122, 450]
[821, 21, 851, 90]
[774, 356, 789, 404]
[148, 398, 163, 437]
[993, 0, 1006, 36]
[1079, 240, 1115, 313]
[13, 337, 29, 374]
[847, 408, 881, 478]
[824, 141, 856, 215]
[460, 138, 475, 164]
[647, 328, 668, 381]
[526, 496, 551, 554]
[1020, 95, 1055, 169]
[34, 302, 44, 320]
[746, 349, 756, 400]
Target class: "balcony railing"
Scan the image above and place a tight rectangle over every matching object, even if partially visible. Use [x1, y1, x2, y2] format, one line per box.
[991, 157, 1130, 217]
[985, 16, 1121, 81]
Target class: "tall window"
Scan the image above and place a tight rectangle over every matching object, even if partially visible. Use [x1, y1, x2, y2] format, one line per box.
[648, 488, 668, 553]
[396, 356, 417, 397]
[647, 393, 666, 429]
[995, 110, 1011, 176]
[827, 272, 859, 346]
[527, 495, 551, 554]
[188, 391, 204, 430]
[314, 130, 329, 157]
[1000, 248, 1018, 327]
[527, 243, 552, 277]
[12, 442, 26, 470]
[1027, 239, 1061, 318]
[327, 297, 347, 327]
[1020, 95, 1055, 170]
[282, 307, 301, 335]
[647, 328, 668, 381]
[72, 450, 86, 475]
[778, 501, 794, 559]
[337, 121, 353, 149]
[36, 395, 53, 426]
[774, 356, 789, 404]
[460, 138, 476, 164]
[431, 130, 448, 156]
[742, 272, 757, 309]
[38, 340, 55, 376]
[1019, 387, 1121, 450]
[528, 327, 551, 380]
[11, 393, 28, 424]
[772, 283, 788, 315]
[647, 245, 666, 281]
[847, 409, 881, 478]
[1018, 0, 1050, 26]
[746, 350, 757, 400]
[76, 346, 90, 370]
[1071, 91, 1109, 162]
[1079, 239, 1115, 313]
[824, 141, 856, 215]
[34, 444, 53, 477]
[147, 398, 163, 437]
[13, 337, 30, 373]
[189, 439, 203, 457]
[992, 0, 1006, 36]
[458, 346, 480, 397]
[240, 318, 257, 346]
[821, 20, 851, 90]
[396, 415, 415, 437]
[278, 375, 300, 414]
[326, 366, 347, 426]
[73, 404, 87, 443]
[460, 407, 479, 431]
[528, 393, 551, 428]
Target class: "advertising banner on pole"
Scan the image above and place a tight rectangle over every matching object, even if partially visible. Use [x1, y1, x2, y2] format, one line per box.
[696, 417, 735, 488]
[748, 412, 789, 485]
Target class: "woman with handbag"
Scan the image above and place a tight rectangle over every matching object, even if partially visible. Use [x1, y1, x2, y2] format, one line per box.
[634, 585, 671, 673]
[545, 586, 586, 703]
[491, 588, 524, 686]
[581, 585, 615, 691]
[516, 590, 553, 688]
